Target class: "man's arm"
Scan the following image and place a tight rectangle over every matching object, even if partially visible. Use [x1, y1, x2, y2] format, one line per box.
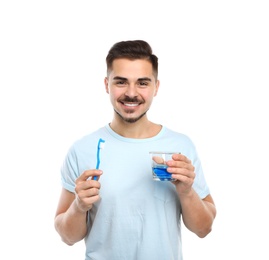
[54, 188, 88, 245]
[180, 192, 216, 238]
[167, 153, 217, 237]
[54, 169, 103, 245]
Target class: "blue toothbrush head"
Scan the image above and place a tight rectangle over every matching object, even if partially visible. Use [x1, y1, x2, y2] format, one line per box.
[93, 138, 105, 180]
[98, 138, 105, 149]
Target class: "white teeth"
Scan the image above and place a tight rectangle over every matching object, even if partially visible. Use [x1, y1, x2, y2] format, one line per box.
[124, 103, 138, 107]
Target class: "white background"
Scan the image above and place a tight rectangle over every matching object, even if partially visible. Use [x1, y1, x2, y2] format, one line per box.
[0, 1, 268, 259]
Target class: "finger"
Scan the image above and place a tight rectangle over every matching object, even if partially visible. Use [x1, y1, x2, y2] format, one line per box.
[172, 153, 191, 163]
[152, 155, 165, 164]
[78, 186, 100, 198]
[175, 173, 194, 184]
[168, 166, 195, 178]
[75, 181, 100, 202]
[78, 170, 103, 182]
[81, 194, 101, 207]
[75, 192, 101, 212]
[76, 178, 101, 191]
[166, 160, 194, 173]
[171, 174, 194, 188]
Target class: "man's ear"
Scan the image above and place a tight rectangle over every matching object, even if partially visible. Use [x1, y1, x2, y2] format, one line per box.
[154, 80, 160, 96]
[104, 77, 109, 94]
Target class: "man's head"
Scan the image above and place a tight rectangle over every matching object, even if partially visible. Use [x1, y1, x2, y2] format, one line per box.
[106, 40, 158, 80]
[104, 40, 160, 124]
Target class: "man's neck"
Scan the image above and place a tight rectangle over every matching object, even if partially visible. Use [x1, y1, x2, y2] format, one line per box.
[109, 119, 162, 139]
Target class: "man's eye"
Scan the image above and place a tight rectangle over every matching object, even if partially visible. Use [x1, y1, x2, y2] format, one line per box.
[116, 81, 126, 85]
[138, 81, 148, 87]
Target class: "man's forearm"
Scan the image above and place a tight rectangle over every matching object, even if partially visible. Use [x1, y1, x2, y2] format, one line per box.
[54, 201, 88, 245]
[180, 189, 216, 238]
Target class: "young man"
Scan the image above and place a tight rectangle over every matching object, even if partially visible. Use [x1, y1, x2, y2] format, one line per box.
[54, 40, 216, 260]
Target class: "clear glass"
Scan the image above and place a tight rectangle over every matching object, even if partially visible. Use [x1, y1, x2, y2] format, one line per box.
[149, 151, 179, 181]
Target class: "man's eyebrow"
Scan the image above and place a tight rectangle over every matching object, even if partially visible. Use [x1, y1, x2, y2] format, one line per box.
[112, 76, 152, 82]
[113, 76, 127, 81]
[137, 77, 152, 82]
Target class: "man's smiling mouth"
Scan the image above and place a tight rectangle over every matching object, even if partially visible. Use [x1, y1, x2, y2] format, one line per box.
[123, 102, 139, 107]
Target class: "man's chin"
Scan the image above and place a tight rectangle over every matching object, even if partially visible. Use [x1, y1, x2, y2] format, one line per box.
[123, 117, 140, 123]
[115, 109, 147, 123]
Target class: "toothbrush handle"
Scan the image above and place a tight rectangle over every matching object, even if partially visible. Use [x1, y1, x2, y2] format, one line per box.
[93, 159, 100, 180]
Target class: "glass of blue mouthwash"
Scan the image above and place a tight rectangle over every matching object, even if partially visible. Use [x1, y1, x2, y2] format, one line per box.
[149, 151, 179, 181]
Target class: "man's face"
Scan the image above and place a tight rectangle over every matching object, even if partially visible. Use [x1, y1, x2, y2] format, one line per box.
[104, 58, 159, 123]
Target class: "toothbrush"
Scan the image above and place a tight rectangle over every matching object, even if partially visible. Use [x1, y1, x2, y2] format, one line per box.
[93, 138, 105, 180]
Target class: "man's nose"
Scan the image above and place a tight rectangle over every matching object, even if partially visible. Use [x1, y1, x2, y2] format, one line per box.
[124, 84, 138, 97]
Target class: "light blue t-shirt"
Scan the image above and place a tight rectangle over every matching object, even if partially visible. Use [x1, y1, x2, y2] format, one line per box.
[61, 124, 210, 260]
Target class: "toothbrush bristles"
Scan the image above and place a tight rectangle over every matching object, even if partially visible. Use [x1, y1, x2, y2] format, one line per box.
[99, 139, 105, 149]
[93, 138, 105, 180]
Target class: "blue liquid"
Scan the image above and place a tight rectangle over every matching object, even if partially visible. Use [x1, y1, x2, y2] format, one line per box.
[153, 165, 173, 181]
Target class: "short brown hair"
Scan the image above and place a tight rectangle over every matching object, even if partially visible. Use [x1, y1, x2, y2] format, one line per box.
[106, 40, 158, 79]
